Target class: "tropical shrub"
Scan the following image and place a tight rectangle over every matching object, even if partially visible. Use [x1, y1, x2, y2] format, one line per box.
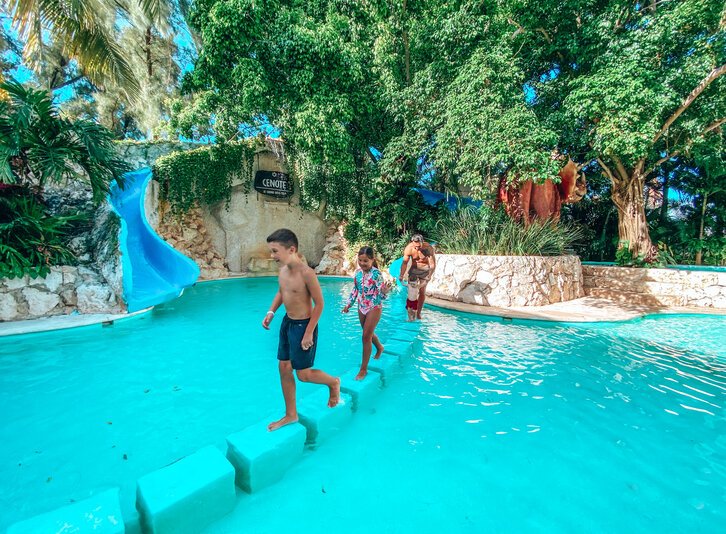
[152, 142, 256, 214]
[0, 81, 129, 201]
[432, 205, 582, 257]
[0, 187, 80, 279]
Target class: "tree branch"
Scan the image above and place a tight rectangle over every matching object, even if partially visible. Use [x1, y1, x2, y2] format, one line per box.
[641, 151, 680, 182]
[597, 158, 617, 184]
[611, 154, 630, 182]
[52, 75, 85, 91]
[704, 117, 726, 134]
[654, 64, 726, 143]
[507, 18, 525, 38]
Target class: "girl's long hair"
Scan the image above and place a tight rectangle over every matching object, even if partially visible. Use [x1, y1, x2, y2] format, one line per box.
[357, 246, 379, 268]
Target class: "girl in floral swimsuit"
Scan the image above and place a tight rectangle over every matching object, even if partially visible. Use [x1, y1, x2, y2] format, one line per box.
[342, 246, 387, 380]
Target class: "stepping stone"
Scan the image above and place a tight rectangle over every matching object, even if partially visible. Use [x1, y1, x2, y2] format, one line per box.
[297, 388, 353, 446]
[339, 369, 382, 410]
[383, 339, 413, 357]
[7, 488, 124, 534]
[226, 420, 306, 493]
[136, 446, 235, 534]
[398, 321, 421, 333]
[389, 328, 418, 343]
[368, 353, 401, 379]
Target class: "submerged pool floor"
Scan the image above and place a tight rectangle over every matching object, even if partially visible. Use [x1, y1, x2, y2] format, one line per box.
[1, 278, 725, 532]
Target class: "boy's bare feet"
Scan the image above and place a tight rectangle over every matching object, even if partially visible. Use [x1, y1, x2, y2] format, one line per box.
[328, 378, 341, 407]
[268, 415, 298, 432]
[355, 369, 367, 381]
[373, 344, 384, 360]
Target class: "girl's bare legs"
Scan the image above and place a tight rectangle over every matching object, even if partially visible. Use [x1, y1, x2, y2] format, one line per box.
[356, 307, 382, 380]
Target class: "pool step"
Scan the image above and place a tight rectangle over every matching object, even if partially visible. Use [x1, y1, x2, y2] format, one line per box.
[226, 420, 306, 493]
[368, 352, 402, 379]
[7, 488, 124, 534]
[136, 446, 236, 534]
[382, 339, 414, 357]
[7, 323, 419, 533]
[297, 388, 353, 446]
[584, 287, 663, 307]
[339, 368, 383, 410]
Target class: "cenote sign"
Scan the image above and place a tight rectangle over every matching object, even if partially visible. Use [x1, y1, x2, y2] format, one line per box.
[254, 170, 293, 198]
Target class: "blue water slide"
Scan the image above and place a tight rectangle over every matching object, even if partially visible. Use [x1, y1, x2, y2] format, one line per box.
[109, 168, 200, 312]
[389, 257, 405, 287]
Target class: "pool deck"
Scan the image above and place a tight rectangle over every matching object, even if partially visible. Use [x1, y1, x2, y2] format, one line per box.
[426, 296, 726, 322]
[0, 308, 151, 337]
[2, 279, 724, 338]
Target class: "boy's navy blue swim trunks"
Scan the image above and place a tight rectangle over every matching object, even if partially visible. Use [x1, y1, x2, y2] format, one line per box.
[278, 315, 318, 370]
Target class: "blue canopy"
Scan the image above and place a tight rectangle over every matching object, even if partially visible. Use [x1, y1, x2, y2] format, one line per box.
[412, 188, 482, 210]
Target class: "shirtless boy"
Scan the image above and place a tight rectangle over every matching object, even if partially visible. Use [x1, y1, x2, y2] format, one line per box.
[399, 234, 436, 319]
[262, 228, 341, 431]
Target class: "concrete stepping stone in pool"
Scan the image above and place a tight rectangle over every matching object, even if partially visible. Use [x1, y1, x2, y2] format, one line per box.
[382, 339, 414, 357]
[339, 369, 382, 410]
[226, 420, 306, 493]
[388, 328, 418, 343]
[367, 353, 402, 379]
[136, 446, 235, 534]
[7, 488, 124, 534]
[297, 387, 353, 446]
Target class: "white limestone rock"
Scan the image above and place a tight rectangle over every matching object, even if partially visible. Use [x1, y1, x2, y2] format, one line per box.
[77, 283, 116, 313]
[22, 287, 61, 316]
[0, 293, 19, 321]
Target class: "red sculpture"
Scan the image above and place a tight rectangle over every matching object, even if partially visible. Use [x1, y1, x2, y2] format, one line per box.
[497, 159, 587, 225]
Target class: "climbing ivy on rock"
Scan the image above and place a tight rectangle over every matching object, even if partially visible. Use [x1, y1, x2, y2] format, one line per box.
[152, 142, 256, 214]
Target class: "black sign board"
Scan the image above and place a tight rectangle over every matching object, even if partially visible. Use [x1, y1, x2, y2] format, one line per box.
[254, 170, 293, 198]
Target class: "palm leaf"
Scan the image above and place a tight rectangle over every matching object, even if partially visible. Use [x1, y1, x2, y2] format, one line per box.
[8, 0, 141, 99]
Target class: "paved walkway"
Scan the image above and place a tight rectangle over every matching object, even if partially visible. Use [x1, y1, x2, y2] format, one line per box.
[0, 309, 151, 337]
[426, 296, 725, 322]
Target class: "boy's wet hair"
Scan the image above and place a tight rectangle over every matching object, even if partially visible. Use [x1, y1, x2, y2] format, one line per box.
[411, 234, 424, 243]
[267, 228, 298, 250]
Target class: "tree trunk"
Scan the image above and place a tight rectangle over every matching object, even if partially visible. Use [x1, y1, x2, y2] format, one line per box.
[659, 173, 669, 225]
[146, 27, 153, 78]
[695, 191, 708, 265]
[611, 175, 656, 260]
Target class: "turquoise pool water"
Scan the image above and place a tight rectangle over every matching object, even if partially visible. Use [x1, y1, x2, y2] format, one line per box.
[2, 278, 725, 532]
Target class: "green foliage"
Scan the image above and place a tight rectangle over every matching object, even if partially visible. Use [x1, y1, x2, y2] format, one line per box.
[183, 0, 724, 259]
[152, 141, 256, 213]
[0, 80, 129, 201]
[343, 186, 445, 265]
[0, 188, 80, 279]
[615, 240, 675, 268]
[432, 205, 582, 257]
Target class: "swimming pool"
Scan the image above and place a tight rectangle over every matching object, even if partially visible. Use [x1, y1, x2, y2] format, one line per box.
[1, 278, 725, 532]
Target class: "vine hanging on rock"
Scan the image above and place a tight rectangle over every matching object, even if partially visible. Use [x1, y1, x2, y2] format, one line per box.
[152, 141, 257, 214]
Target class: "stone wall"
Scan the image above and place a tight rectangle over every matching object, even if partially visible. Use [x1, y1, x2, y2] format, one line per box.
[139, 142, 329, 274]
[583, 265, 726, 308]
[0, 266, 123, 321]
[156, 207, 229, 280]
[315, 224, 356, 276]
[427, 254, 584, 307]
[201, 149, 328, 272]
[115, 141, 200, 170]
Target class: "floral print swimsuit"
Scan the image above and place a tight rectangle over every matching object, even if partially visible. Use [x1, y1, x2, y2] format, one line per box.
[346, 267, 387, 315]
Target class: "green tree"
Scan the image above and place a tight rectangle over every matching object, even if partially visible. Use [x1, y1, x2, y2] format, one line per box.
[506, 0, 725, 259]
[0, 80, 128, 201]
[2, 0, 178, 98]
